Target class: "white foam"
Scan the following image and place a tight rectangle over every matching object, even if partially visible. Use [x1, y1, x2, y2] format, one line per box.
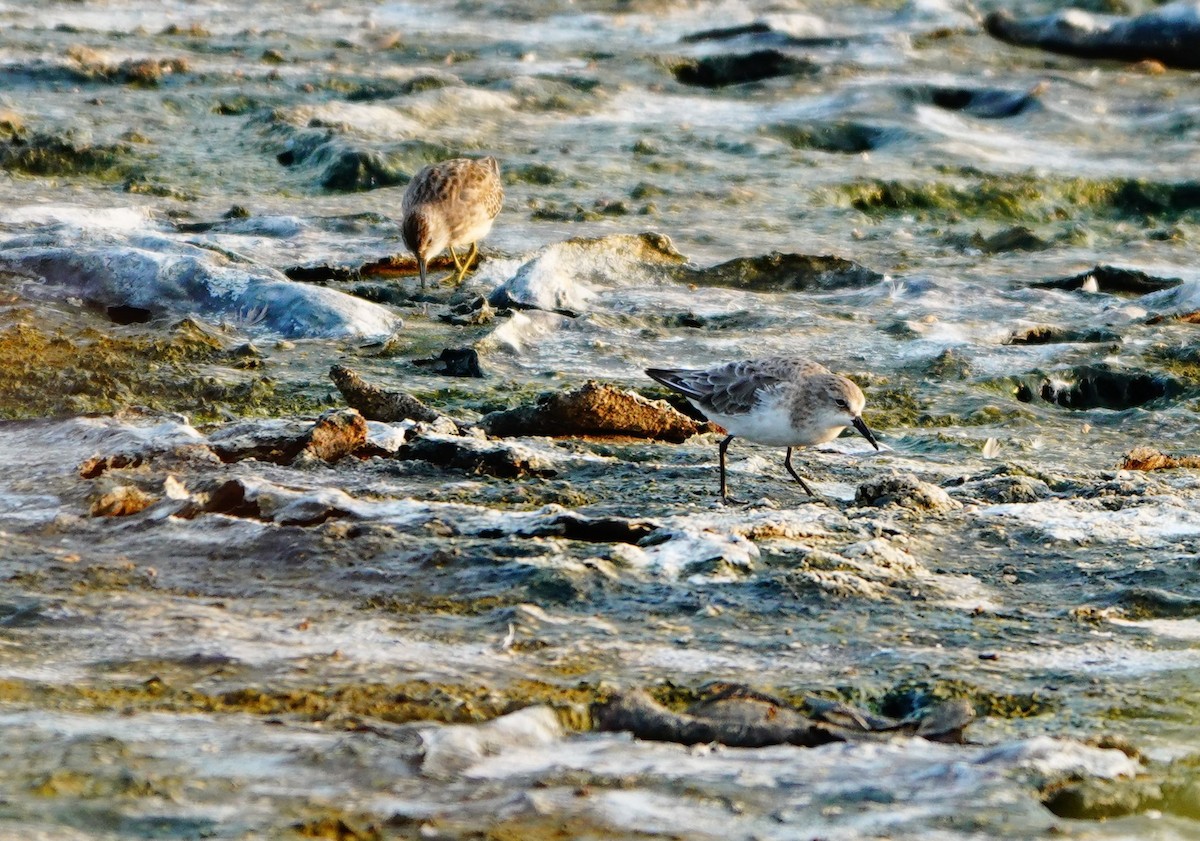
[978, 498, 1200, 544]
[0, 205, 154, 233]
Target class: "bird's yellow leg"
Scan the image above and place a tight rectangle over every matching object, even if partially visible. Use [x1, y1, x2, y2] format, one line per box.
[453, 242, 478, 286]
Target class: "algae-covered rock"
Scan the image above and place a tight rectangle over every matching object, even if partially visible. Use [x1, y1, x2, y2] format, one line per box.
[681, 252, 883, 292]
[479, 380, 719, 442]
[766, 121, 900, 154]
[0, 130, 133, 179]
[1005, 324, 1121, 345]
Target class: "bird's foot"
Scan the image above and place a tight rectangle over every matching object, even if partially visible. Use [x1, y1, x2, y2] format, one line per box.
[720, 494, 751, 507]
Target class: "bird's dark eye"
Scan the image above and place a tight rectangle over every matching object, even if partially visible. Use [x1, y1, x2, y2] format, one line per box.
[834, 398, 849, 409]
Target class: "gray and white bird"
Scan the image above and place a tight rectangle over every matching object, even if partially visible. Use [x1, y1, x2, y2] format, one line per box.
[646, 357, 879, 503]
[400, 156, 503, 288]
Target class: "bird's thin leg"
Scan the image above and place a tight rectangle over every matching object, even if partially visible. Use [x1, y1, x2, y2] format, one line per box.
[718, 434, 746, 505]
[783, 447, 816, 497]
[454, 242, 478, 286]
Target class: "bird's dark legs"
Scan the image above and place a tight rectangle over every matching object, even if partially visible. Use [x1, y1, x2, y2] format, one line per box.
[783, 446, 816, 497]
[718, 434, 746, 505]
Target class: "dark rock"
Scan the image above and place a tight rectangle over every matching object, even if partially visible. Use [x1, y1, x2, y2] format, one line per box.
[206, 409, 367, 465]
[1013, 364, 1181, 410]
[344, 74, 456, 101]
[397, 431, 556, 478]
[907, 84, 1042, 119]
[412, 348, 484, 378]
[913, 698, 975, 743]
[682, 252, 883, 292]
[440, 298, 496, 327]
[1005, 324, 1122, 345]
[967, 225, 1051, 253]
[594, 688, 843, 748]
[1033, 265, 1182, 296]
[478, 380, 720, 442]
[107, 304, 154, 325]
[985, 6, 1200, 70]
[274, 130, 448, 193]
[595, 684, 975, 748]
[284, 263, 361, 283]
[680, 21, 852, 48]
[671, 50, 819, 88]
[1095, 587, 1200, 619]
[855, 474, 959, 513]
[330, 365, 441, 424]
[951, 475, 1051, 504]
[316, 146, 407, 192]
[511, 511, 658, 544]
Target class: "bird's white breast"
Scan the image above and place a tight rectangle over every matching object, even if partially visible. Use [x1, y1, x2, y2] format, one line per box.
[693, 389, 845, 447]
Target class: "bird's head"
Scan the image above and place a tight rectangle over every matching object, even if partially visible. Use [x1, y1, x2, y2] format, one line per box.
[402, 209, 449, 287]
[823, 375, 879, 450]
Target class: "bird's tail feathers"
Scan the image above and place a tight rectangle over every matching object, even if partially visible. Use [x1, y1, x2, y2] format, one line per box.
[645, 367, 704, 399]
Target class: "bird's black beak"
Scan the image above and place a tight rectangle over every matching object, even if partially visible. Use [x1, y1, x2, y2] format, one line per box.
[417, 256, 427, 289]
[852, 416, 880, 450]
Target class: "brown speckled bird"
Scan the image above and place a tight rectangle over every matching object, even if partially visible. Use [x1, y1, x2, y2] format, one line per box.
[646, 357, 879, 503]
[400, 156, 503, 288]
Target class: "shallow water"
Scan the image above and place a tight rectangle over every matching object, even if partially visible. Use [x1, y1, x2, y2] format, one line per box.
[2, 0, 1200, 838]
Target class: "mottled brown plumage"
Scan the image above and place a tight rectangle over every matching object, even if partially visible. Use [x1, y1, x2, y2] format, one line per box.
[646, 356, 879, 503]
[401, 156, 503, 288]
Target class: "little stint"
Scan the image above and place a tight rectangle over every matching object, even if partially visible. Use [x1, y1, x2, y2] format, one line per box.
[401, 156, 503, 288]
[646, 357, 879, 503]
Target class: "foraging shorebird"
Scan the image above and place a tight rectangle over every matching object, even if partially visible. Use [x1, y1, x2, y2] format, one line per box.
[646, 357, 879, 503]
[400, 156, 503, 288]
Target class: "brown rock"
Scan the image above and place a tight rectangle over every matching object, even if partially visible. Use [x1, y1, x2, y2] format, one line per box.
[479, 380, 719, 442]
[304, 408, 367, 462]
[90, 485, 157, 517]
[330, 364, 440, 424]
[1120, 446, 1200, 471]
